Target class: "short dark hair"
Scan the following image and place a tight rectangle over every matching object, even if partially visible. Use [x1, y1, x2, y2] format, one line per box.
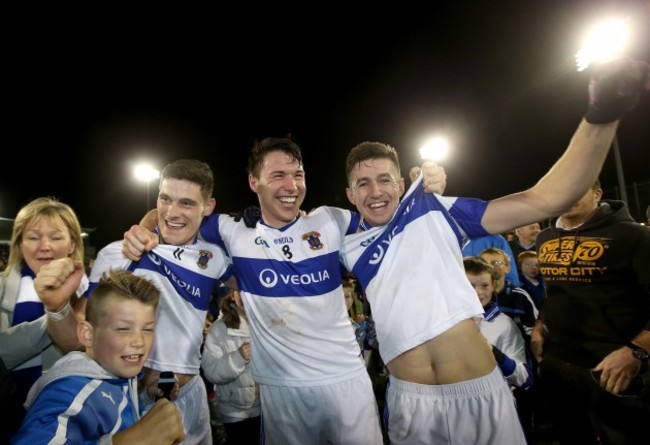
[85, 269, 160, 326]
[160, 159, 214, 200]
[463, 256, 497, 281]
[345, 142, 401, 184]
[247, 137, 303, 178]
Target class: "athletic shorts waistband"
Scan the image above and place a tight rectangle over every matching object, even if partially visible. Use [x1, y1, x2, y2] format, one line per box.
[389, 366, 504, 398]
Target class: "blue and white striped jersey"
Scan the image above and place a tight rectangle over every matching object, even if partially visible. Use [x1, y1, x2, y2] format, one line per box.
[201, 208, 369, 387]
[340, 176, 491, 364]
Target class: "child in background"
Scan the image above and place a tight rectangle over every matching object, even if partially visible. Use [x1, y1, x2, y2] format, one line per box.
[11, 269, 185, 445]
[463, 257, 532, 390]
[479, 247, 539, 347]
[342, 278, 377, 368]
[463, 256, 533, 443]
[201, 290, 261, 445]
[517, 251, 546, 310]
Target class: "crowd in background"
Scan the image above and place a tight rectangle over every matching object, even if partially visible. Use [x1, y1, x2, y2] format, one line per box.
[1, 58, 649, 445]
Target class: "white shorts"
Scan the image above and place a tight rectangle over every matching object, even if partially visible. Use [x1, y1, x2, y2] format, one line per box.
[386, 367, 526, 445]
[174, 374, 212, 445]
[260, 372, 383, 444]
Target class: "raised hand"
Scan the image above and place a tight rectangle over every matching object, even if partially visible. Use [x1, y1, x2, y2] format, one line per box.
[421, 160, 447, 195]
[34, 257, 84, 312]
[239, 342, 252, 361]
[585, 58, 650, 124]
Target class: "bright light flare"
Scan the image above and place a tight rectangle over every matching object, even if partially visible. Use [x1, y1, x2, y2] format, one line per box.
[575, 19, 629, 71]
[133, 163, 160, 182]
[419, 137, 450, 161]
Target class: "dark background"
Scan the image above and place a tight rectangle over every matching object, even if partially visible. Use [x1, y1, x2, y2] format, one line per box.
[2, 2, 649, 253]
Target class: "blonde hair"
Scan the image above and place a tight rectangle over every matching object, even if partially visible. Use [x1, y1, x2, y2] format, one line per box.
[4, 197, 84, 277]
[479, 247, 510, 266]
[517, 250, 538, 269]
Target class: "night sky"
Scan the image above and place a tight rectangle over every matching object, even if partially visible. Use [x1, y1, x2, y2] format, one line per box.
[3, 2, 650, 251]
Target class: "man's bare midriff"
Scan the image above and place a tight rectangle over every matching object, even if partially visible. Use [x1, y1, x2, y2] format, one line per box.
[387, 319, 496, 385]
[141, 368, 195, 389]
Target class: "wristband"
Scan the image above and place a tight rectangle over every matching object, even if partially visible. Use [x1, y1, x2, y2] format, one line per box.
[45, 300, 72, 321]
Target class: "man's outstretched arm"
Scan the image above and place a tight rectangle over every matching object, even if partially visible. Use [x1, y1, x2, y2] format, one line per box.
[482, 58, 649, 234]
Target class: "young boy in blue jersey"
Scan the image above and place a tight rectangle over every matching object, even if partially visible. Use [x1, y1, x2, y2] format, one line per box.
[11, 269, 185, 445]
[338, 58, 649, 444]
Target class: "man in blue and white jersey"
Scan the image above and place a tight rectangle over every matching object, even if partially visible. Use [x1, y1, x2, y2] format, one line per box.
[186, 138, 385, 444]
[338, 58, 649, 444]
[90, 159, 233, 445]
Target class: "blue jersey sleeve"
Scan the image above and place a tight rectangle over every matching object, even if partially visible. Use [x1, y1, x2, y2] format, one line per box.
[441, 195, 490, 239]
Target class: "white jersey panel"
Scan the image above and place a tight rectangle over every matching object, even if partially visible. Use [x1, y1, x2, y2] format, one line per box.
[478, 312, 529, 388]
[210, 207, 367, 387]
[340, 178, 490, 364]
[89, 240, 231, 375]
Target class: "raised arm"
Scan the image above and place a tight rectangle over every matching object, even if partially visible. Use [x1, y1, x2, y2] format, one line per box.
[420, 161, 447, 195]
[34, 257, 86, 353]
[482, 58, 649, 234]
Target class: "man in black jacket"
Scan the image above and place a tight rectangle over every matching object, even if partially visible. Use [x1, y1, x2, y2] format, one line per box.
[532, 179, 650, 444]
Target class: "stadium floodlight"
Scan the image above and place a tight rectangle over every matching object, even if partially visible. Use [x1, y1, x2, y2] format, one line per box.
[419, 137, 450, 162]
[133, 163, 160, 210]
[575, 19, 629, 71]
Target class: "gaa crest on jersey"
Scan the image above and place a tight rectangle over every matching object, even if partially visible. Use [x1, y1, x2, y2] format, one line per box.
[197, 250, 214, 269]
[302, 231, 323, 250]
